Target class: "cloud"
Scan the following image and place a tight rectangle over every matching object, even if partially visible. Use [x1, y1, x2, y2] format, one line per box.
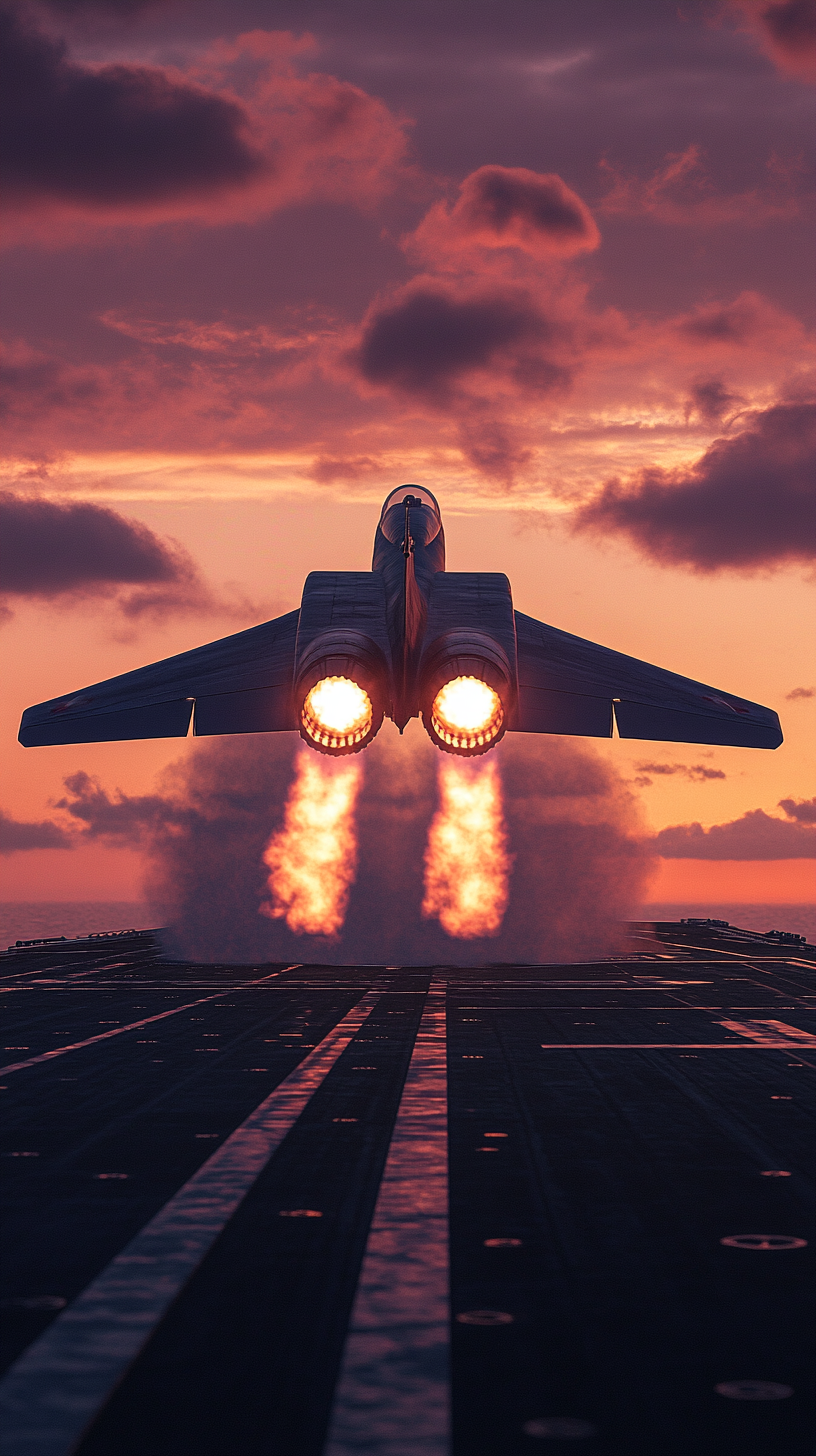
[0, 809, 73, 853]
[633, 762, 726, 787]
[686, 378, 744, 423]
[354, 284, 569, 403]
[407, 165, 600, 263]
[49, 727, 654, 964]
[729, 0, 816, 82]
[55, 769, 188, 839]
[572, 400, 816, 571]
[653, 807, 816, 858]
[0, 14, 413, 239]
[40, 1, 164, 13]
[676, 292, 782, 345]
[0, 6, 265, 206]
[598, 144, 799, 224]
[0, 491, 261, 622]
[779, 795, 816, 823]
[786, 685, 814, 699]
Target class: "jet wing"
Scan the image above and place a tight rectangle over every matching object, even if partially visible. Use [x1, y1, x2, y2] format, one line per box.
[18, 611, 300, 747]
[513, 611, 782, 748]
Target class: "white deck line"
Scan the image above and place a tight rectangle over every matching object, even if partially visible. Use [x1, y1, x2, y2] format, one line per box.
[324, 978, 450, 1456]
[0, 967, 301, 1075]
[0, 987, 383, 1456]
[537, 1041, 810, 1049]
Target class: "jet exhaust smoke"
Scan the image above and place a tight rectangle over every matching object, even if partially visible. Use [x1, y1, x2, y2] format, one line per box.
[260, 748, 362, 938]
[139, 724, 655, 965]
[422, 758, 512, 937]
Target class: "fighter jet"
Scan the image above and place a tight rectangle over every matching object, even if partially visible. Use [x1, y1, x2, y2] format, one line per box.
[19, 486, 782, 756]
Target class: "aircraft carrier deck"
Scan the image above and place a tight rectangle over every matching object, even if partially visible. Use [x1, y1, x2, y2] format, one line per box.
[1, 922, 813, 1455]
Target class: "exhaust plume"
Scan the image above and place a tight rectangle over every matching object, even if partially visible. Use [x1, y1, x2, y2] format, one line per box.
[132, 722, 654, 965]
[422, 758, 511, 938]
[260, 749, 361, 938]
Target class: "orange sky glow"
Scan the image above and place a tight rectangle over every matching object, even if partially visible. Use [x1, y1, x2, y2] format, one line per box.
[1, 0, 813, 920]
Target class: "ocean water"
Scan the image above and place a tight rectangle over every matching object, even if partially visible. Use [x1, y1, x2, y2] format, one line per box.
[1, 900, 813, 955]
[641, 902, 815, 943]
[0, 903, 152, 950]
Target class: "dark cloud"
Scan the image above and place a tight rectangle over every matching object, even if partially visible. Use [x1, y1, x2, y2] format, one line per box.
[0, 492, 262, 622]
[0, 492, 195, 599]
[461, 167, 593, 240]
[0, 6, 264, 206]
[40, 2, 163, 13]
[786, 685, 814, 699]
[779, 795, 816, 823]
[414, 165, 601, 258]
[761, 0, 816, 50]
[55, 727, 653, 964]
[687, 378, 743, 423]
[652, 807, 816, 858]
[678, 299, 761, 343]
[0, 809, 73, 853]
[55, 769, 188, 839]
[633, 761, 726, 787]
[355, 286, 565, 400]
[572, 401, 816, 571]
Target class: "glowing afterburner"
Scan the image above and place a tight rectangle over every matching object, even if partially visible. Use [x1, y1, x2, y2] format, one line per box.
[261, 749, 361, 938]
[301, 676, 373, 751]
[422, 758, 511, 938]
[431, 676, 504, 752]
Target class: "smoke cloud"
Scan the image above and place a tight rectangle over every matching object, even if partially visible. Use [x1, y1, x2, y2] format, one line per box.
[114, 723, 656, 965]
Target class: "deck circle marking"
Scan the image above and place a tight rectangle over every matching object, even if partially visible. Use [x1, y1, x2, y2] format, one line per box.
[522, 1416, 597, 1439]
[456, 1309, 514, 1326]
[715, 1380, 793, 1401]
[720, 1234, 807, 1249]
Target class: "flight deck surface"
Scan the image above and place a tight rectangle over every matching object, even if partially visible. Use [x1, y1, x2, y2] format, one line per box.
[1, 924, 813, 1455]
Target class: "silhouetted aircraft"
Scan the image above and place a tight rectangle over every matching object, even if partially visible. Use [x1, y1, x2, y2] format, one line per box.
[19, 486, 782, 756]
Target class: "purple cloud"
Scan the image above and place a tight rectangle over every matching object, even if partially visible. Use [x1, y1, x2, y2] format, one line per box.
[653, 808, 816, 858]
[633, 762, 726, 787]
[0, 493, 193, 597]
[779, 795, 816, 823]
[0, 6, 264, 206]
[573, 401, 816, 571]
[355, 286, 566, 400]
[0, 810, 73, 853]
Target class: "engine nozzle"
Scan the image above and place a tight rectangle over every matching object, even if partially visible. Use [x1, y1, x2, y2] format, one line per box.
[420, 630, 512, 756]
[295, 630, 386, 755]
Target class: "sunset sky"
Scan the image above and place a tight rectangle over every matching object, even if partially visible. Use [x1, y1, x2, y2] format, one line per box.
[2, 0, 814, 908]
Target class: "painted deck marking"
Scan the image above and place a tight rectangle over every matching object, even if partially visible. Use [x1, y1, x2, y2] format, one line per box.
[0, 967, 300, 1075]
[325, 978, 450, 1456]
[0, 986, 382, 1456]
[539, 1041, 811, 1050]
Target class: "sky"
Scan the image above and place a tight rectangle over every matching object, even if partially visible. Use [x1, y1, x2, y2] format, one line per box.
[1, 0, 815, 914]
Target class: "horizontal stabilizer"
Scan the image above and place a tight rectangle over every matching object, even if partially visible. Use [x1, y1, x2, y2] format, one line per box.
[513, 611, 782, 748]
[19, 610, 299, 747]
[612, 700, 781, 748]
[20, 700, 193, 747]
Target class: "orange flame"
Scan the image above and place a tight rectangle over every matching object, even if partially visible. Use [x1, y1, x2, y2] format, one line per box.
[422, 758, 512, 938]
[260, 749, 362, 938]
